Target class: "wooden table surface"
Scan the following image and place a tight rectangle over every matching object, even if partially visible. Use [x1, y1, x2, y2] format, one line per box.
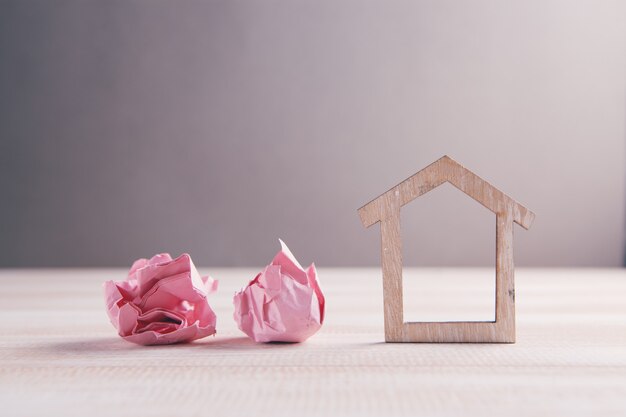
[1, 268, 626, 416]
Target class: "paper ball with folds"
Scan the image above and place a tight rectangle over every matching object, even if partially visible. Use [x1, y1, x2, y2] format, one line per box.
[104, 253, 218, 345]
[233, 240, 325, 343]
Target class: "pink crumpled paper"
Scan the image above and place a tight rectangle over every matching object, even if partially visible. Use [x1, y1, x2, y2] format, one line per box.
[103, 253, 218, 345]
[233, 240, 325, 343]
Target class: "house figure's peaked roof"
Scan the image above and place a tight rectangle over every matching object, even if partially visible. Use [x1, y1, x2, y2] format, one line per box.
[358, 155, 535, 229]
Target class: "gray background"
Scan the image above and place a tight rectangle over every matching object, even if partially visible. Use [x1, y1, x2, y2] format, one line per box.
[1, 0, 625, 267]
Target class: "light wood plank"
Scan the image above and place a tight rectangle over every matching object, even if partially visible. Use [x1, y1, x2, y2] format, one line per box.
[1, 268, 626, 417]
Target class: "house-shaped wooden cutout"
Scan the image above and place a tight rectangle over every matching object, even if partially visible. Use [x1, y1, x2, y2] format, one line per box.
[358, 155, 534, 343]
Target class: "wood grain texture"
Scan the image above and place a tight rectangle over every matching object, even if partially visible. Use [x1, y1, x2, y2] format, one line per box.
[358, 156, 535, 229]
[358, 155, 533, 342]
[0, 268, 626, 417]
[1, 268, 626, 417]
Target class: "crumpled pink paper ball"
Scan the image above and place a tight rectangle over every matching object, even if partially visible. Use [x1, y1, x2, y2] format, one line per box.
[103, 253, 218, 345]
[233, 240, 325, 343]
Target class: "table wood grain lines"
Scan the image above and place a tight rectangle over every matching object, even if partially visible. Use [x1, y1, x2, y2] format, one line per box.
[1, 268, 626, 417]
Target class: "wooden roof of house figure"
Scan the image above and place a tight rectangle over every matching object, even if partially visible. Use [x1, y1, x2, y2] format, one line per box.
[358, 155, 535, 343]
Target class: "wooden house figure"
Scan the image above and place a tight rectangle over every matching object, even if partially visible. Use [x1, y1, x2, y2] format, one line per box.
[358, 155, 534, 343]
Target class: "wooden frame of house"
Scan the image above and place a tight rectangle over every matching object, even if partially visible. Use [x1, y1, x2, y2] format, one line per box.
[358, 155, 535, 343]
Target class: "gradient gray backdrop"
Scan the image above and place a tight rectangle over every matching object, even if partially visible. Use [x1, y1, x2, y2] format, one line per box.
[1, 0, 625, 267]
